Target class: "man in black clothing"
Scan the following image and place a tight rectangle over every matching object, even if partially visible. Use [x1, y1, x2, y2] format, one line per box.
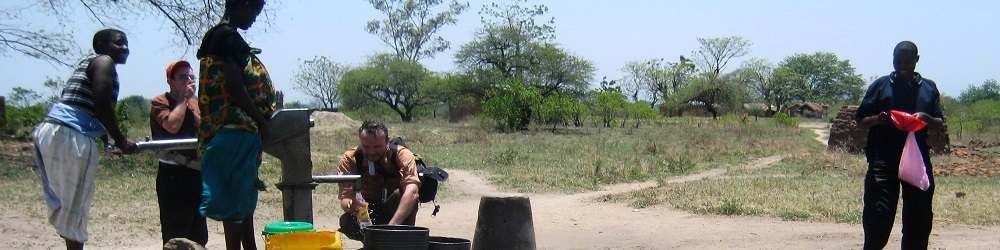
[855, 41, 945, 250]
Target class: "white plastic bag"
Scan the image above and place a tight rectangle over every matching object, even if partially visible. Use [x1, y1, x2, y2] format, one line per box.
[898, 132, 930, 191]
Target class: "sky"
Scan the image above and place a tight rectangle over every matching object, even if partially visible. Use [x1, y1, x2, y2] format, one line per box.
[2, 0, 998, 104]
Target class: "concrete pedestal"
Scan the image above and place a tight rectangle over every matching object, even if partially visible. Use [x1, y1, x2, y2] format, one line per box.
[472, 195, 535, 250]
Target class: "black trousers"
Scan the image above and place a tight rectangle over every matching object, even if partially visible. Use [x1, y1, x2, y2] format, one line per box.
[156, 162, 208, 246]
[338, 189, 418, 240]
[862, 161, 935, 250]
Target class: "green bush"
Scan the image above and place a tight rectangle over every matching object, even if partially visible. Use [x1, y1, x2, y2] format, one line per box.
[773, 112, 799, 127]
[482, 80, 540, 131]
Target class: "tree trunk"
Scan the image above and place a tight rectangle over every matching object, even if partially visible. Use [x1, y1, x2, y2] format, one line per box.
[705, 103, 718, 119]
[518, 106, 531, 130]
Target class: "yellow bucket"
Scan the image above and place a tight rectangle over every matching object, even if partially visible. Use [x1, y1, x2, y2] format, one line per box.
[265, 231, 343, 250]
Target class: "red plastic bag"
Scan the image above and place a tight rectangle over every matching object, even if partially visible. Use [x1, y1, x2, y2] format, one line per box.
[890, 110, 930, 191]
[889, 110, 927, 132]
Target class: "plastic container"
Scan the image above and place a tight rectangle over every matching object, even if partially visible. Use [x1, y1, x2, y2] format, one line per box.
[428, 236, 471, 250]
[355, 191, 373, 229]
[363, 225, 429, 250]
[265, 231, 343, 250]
[263, 221, 316, 236]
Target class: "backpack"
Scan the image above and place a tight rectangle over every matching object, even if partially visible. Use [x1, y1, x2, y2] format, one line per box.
[354, 137, 449, 214]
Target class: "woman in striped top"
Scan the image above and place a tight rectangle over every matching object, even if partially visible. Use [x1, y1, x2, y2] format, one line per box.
[32, 28, 140, 250]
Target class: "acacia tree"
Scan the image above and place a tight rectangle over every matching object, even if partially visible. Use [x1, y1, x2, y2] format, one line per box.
[738, 58, 791, 115]
[2, 0, 274, 66]
[778, 52, 865, 104]
[692, 36, 751, 77]
[674, 73, 746, 119]
[959, 79, 1000, 105]
[678, 37, 751, 118]
[292, 56, 348, 109]
[339, 54, 434, 122]
[7, 87, 41, 108]
[455, 0, 594, 129]
[665, 55, 696, 97]
[455, 1, 555, 79]
[366, 0, 469, 61]
[621, 58, 672, 108]
[527, 43, 594, 97]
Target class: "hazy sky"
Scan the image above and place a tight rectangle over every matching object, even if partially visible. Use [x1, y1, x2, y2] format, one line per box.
[2, 0, 997, 104]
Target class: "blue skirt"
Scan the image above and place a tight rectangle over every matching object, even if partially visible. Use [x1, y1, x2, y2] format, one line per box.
[199, 128, 261, 222]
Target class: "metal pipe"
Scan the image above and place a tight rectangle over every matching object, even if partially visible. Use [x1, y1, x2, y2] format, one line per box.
[312, 175, 361, 183]
[135, 138, 198, 151]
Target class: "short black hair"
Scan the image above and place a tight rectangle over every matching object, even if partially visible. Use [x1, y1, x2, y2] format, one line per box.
[225, 0, 266, 15]
[894, 41, 918, 57]
[358, 120, 388, 139]
[92, 28, 125, 51]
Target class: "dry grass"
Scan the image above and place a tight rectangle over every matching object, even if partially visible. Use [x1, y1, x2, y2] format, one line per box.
[3, 113, 998, 232]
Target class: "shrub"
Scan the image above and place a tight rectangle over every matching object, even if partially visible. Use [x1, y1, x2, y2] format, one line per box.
[482, 80, 540, 131]
[773, 112, 799, 127]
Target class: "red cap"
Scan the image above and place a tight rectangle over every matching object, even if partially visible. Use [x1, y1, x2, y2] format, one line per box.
[166, 60, 192, 79]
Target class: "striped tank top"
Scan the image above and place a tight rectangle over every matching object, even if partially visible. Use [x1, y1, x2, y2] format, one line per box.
[58, 55, 120, 116]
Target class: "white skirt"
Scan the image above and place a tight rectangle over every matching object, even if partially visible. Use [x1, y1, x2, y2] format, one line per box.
[33, 122, 100, 242]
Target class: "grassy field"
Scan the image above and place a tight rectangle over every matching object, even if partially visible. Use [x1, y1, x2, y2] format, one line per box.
[2, 114, 998, 231]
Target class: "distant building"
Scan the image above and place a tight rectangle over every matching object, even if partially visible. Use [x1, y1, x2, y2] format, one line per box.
[783, 102, 828, 118]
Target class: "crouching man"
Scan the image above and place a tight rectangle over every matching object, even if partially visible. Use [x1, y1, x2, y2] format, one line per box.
[337, 121, 420, 240]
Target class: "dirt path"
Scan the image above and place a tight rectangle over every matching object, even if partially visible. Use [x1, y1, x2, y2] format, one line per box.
[799, 122, 831, 146]
[400, 161, 1000, 250]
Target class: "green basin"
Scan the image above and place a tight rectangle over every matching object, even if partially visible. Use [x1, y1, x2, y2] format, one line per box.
[262, 221, 315, 235]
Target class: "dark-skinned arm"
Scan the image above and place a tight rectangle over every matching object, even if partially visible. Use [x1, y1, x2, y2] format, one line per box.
[221, 58, 269, 143]
[90, 56, 138, 153]
[857, 111, 890, 129]
[914, 112, 944, 129]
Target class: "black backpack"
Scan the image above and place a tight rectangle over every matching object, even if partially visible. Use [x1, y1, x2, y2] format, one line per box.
[354, 137, 448, 213]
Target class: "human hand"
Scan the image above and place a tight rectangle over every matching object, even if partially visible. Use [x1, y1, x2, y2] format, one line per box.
[873, 112, 891, 124]
[116, 138, 139, 155]
[184, 83, 195, 99]
[258, 121, 270, 145]
[913, 112, 932, 122]
[349, 198, 368, 216]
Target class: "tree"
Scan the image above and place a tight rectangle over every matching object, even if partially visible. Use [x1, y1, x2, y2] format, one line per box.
[482, 80, 540, 131]
[455, 0, 554, 78]
[679, 37, 751, 118]
[620, 58, 668, 106]
[366, 0, 470, 61]
[526, 43, 595, 97]
[41, 77, 66, 106]
[117, 94, 150, 122]
[7, 87, 41, 108]
[340, 54, 433, 122]
[778, 52, 865, 104]
[665, 55, 697, 99]
[3, 0, 274, 66]
[692, 36, 751, 76]
[674, 73, 747, 119]
[624, 101, 656, 128]
[959, 79, 1000, 105]
[534, 94, 576, 132]
[593, 90, 627, 128]
[293, 56, 348, 109]
[737, 58, 798, 115]
[455, 0, 594, 129]
[284, 100, 308, 109]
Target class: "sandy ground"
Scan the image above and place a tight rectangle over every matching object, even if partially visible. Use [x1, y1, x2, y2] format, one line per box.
[5, 121, 1000, 249]
[799, 122, 831, 146]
